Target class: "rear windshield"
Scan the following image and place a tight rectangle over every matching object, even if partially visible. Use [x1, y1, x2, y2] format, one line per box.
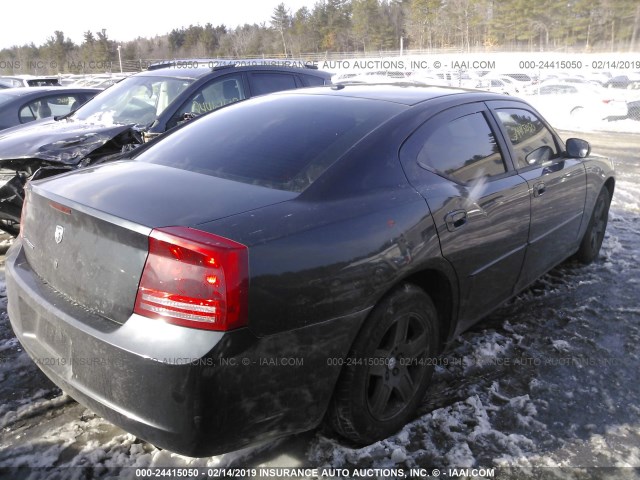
[136, 94, 404, 192]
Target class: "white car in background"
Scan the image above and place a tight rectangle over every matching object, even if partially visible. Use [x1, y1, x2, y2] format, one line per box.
[475, 77, 520, 95]
[523, 82, 627, 123]
[501, 73, 535, 88]
[0, 75, 60, 87]
[431, 71, 479, 88]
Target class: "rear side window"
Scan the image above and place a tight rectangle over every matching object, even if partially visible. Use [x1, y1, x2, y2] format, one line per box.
[249, 73, 297, 96]
[137, 95, 404, 192]
[303, 75, 326, 86]
[417, 112, 506, 184]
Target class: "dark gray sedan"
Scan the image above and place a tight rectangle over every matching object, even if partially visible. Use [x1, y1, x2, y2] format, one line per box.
[6, 85, 614, 457]
[0, 87, 99, 131]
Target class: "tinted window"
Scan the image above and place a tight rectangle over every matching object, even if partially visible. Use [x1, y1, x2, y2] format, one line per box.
[249, 73, 297, 96]
[495, 109, 559, 168]
[137, 95, 404, 192]
[303, 74, 326, 86]
[19, 94, 85, 123]
[417, 112, 506, 183]
[26, 78, 60, 87]
[169, 74, 245, 129]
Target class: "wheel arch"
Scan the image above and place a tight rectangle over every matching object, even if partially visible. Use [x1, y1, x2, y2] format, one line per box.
[352, 263, 459, 355]
[604, 176, 615, 198]
[400, 268, 458, 352]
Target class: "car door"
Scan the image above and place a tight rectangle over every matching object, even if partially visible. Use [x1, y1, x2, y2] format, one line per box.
[487, 101, 587, 290]
[400, 102, 531, 328]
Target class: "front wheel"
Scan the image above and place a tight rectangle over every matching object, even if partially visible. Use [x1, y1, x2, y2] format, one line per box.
[575, 187, 611, 264]
[327, 284, 439, 444]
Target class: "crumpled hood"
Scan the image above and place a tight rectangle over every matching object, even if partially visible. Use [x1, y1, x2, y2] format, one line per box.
[0, 118, 137, 165]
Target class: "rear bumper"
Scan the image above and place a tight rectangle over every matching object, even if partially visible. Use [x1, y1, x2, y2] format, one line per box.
[5, 241, 365, 456]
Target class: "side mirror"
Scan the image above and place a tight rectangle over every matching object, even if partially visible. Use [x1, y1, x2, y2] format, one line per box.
[566, 138, 591, 158]
[525, 145, 554, 165]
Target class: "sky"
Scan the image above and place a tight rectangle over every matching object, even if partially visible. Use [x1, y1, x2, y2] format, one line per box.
[0, 0, 319, 50]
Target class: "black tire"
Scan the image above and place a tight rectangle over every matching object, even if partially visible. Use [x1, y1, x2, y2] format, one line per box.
[575, 187, 611, 264]
[327, 284, 439, 444]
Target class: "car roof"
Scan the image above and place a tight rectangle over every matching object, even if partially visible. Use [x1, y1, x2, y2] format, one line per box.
[0, 86, 100, 97]
[273, 83, 507, 106]
[137, 63, 332, 80]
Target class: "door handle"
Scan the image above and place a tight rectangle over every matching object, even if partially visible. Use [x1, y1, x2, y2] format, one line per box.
[445, 210, 468, 231]
[533, 182, 546, 197]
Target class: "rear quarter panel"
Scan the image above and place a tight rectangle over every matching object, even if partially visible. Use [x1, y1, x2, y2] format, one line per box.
[200, 185, 445, 337]
[194, 108, 460, 338]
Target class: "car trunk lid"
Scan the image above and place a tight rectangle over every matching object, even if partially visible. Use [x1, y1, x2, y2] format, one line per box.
[21, 162, 296, 324]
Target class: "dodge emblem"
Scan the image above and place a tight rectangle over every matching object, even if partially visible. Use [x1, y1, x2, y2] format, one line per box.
[54, 225, 64, 244]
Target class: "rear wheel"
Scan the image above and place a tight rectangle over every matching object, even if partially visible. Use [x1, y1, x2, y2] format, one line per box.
[328, 284, 439, 444]
[575, 187, 611, 264]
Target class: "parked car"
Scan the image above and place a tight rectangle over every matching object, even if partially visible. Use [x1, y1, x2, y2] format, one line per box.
[523, 82, 628, 122]
[583, 72, 612, 85]
[627, 99, 640, 120]
[0, 87, 99, 131]
[602, 74, 640, 90]
[503, 72, 535, 86]
[0, 61, 332, 235]
[474, 77, 519, 95]
[6, 85, 614, 457]
[539, 75, 600, 87]
[0, 75, 61, 87]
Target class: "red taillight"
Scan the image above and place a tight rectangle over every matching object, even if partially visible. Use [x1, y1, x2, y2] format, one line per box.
[134, 227, 249, 331]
